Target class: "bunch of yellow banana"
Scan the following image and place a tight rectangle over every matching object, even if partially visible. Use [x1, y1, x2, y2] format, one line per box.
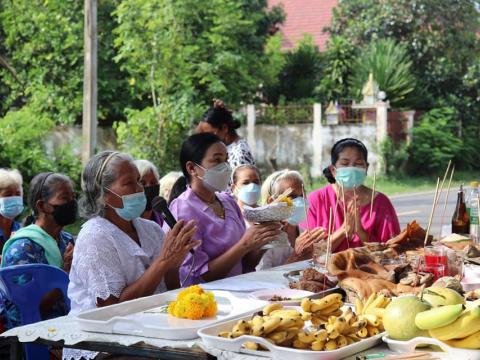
[301, 293, 343, 326]
[354, 292, 391, 334]
[218, 303, 307, 350]
[424, 305, 480, 349]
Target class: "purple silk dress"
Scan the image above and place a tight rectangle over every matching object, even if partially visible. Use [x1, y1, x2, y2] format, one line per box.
[164, 187, 246, 285]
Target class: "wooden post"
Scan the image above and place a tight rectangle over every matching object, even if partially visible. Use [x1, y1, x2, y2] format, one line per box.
[82, 0, 97, 165]
[311, 103, 323, 177]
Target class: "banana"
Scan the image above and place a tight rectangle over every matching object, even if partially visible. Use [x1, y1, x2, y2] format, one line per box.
[301, 312, 312, 321]
[301, 298, 312, 312]
[333, 317, 348, 334]
[415, 304, 465, 330]
[359, 314, 380, 327]
[218, 331, 232, 338]
[243, 342, 258, 350]
[263, 303, 283, 316]
[314, 329, 328, 341]
[365, 307, 385, 318]
[324, 339, 338, 351]
[232, 320, 251, 337]
[355, 297, 364, 315]
[297, 331, 316, 344]
[285, 328, 299, 341]
[362, 293, 377, 313]
[270, 309, 303, 318]
[367, 325, 379, 337]
[364, 294, 385, 313]
[336, 335, 349, 348]
[357, 327, 368, 338]
[293, 339, 310, 349]
[328, 329, 340, 339]
[277, 317, 298, 331]
[445, 330, 480, 349]
[429, 306, 480, 341]
[268, 330, 287, 344]
[252, 323, 264, 337]
[318, 302, 343, 315]
[310, 293, 343, 312]
[251, 315, 264, 327]
[311, 340, 326, 351]
[262, 316, 282, 335]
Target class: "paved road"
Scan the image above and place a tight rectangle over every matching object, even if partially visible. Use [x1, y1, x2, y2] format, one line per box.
[390, 190, 458, 239]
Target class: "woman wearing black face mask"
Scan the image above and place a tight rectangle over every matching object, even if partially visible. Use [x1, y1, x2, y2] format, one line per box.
[134, 159, 163, 226]
[0, 172, 76, 331]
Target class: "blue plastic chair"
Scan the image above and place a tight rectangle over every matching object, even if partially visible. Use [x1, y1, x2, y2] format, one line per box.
[0, 264, 70, 360]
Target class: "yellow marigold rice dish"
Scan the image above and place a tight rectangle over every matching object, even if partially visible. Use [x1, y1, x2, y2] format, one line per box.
[168, 285, 218, 320]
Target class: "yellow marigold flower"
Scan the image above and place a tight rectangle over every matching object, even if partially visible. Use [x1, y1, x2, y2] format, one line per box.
[204, 301, 217, 318]
[182, 302, 205, 320]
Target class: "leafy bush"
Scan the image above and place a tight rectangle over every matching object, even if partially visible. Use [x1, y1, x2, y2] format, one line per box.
[349, 39, 416, 108]
[115, 95, 202, 172]
[408, 107, 462, 175]
[0, 105, 82, 191]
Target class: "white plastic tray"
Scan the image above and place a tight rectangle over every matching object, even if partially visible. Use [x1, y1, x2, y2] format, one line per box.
[76, 290, 266, 340]
[383, 335, 480, 359]
[198, 311, 384, 360]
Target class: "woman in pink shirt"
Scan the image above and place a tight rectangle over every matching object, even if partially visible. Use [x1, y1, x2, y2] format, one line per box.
[304, 138, 400, 252]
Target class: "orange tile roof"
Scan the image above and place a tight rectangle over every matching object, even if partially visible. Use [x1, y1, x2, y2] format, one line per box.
[269, 0, 338, 50]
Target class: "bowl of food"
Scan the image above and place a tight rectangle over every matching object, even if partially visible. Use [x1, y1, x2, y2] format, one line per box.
[249, 288, 314, 305]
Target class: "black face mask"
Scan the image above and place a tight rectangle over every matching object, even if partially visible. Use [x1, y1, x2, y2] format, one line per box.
[144, 184, 160, 211]
[51, 200, 78, 226]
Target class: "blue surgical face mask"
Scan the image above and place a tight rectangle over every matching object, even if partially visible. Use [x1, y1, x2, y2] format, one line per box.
[237, 183, 261, 206]
[287, 197, 308, 225]
[335, 167, 367, 189]
[0, 196, 24, 219]
[106, 188, 146, 221]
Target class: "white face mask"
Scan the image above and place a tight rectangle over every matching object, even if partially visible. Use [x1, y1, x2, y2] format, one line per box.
[196, 162, 232, 192]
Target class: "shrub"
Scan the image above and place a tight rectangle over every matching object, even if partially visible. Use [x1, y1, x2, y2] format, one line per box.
[408, 107, 462, 175]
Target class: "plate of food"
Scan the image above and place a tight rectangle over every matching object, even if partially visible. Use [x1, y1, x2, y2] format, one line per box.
[198, 300, 385, 360]
[249, 289, 315, 305]
[76, 285, 267, 340]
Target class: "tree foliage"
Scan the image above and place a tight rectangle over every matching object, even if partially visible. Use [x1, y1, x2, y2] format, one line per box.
[349, 39, 416, 108]
[327, 0, 480, 108]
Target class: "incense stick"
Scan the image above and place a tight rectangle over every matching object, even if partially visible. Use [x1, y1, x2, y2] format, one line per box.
[369, 169, 376, 219]
[434, 160, 452, 210]
[301, 183, 311, 233]
[439, 164, 455, 238]
[424, 177, 441, 246]
[341, 184, 349, 246]
[326, 207, 333, 265]
[353, 186, 358, 234]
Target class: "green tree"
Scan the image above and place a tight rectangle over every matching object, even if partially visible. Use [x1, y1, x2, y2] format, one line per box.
[349, 39, 416, 108]
[315, 35, 356, 103]
[327, 0, 479, 108]
[276, 35, 322, 103]
[408, 108, 463, 174]
[0, 0, 134, 123]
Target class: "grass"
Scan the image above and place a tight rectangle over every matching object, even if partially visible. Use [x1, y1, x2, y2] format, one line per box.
[307, 170, 480, 196]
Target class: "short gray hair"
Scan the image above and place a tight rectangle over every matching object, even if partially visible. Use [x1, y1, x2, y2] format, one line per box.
[134, 159, 160, 182]
[79, 151, 134, 219]
[261, 169, 304, 205]
[159, 171, 182, 200]
[0, 168, 23, 195]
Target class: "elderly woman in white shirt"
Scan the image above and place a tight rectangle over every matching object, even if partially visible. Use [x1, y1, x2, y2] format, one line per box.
[65, 151, 199, 360]
[256, 169, 327, 270]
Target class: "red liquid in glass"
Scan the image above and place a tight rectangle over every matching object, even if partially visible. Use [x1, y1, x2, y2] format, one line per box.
[424, 254, 448, 277]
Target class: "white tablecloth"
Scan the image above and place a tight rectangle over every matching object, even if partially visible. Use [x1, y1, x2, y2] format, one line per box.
[0, 260, 450, 359]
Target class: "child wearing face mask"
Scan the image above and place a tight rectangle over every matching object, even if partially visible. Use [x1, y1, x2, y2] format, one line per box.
[304, 138, 400, 253]
[256, 170, 327, 270]
[165, 133, 282, 285]
[231, 165, 262, 226]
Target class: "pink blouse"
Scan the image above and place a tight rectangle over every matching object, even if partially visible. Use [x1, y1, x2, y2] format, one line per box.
[302, 184, 400, 252]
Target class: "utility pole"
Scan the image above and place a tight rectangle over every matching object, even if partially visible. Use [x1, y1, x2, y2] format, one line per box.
[82, 0, 97, 165]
